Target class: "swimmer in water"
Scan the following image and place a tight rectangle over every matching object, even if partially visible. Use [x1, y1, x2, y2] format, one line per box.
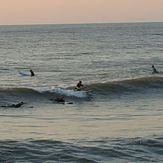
[152, 65, 159, 74]
[30, 69, 35, 77]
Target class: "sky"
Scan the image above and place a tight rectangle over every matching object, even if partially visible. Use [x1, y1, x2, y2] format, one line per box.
[0, 0, 163, 25]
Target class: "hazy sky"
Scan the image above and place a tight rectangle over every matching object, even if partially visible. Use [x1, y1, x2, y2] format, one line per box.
[0, 0, 163, 25]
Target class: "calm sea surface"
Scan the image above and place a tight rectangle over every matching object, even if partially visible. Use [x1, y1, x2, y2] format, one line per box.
[0, 23, 163, 162]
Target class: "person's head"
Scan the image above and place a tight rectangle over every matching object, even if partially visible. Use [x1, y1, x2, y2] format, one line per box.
[79, 81, 82, 84]
[152, 65, 154, 68]
[19, 102, 24, 105]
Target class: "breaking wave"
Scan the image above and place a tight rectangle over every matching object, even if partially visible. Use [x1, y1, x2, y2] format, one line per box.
[0, 76, 163, 103]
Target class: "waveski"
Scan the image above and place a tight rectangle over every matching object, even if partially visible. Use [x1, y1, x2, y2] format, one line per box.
[0, 76, 163, 102]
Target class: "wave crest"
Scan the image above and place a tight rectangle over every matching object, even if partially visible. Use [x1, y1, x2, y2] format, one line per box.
[0, 76, 163, 102]
[87, 76, 163, 93]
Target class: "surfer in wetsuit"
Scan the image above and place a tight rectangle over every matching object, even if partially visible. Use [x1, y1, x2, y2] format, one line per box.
[152, 65, 159, 74]
[30, 69, 35, 77]
[50, 97, 73, 104]
[75, 81, 84, 91]
[55, 97, 65, 104]
[1, 102, 25, 108]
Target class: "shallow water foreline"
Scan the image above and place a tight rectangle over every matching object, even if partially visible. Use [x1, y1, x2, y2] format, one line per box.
[0, 136, 163, 162]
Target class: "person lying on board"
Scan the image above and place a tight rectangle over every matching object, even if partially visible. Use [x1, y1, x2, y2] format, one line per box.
[75, 81, 84, 91]
[50, 96, 73, 104]
[50, 97, 73, 104]
[152, 65, 159, 74]
[55, 97, 65, 104]
[1, 102, 25, 108]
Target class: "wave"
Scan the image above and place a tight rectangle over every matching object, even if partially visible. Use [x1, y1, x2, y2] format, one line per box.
[0, 76, 163, 103]
[86, 76, 163, 94]
[0, 87, 90, 105]
[0, 136, 163, 162]
[42, 87, 89, 98]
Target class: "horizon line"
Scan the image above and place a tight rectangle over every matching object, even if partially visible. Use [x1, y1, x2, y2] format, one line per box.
[0, 21, 163, 27]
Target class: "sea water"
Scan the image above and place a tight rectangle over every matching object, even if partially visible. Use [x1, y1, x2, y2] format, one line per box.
[0, 23, 163, 162]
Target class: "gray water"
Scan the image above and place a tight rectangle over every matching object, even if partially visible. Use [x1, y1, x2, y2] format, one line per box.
[0, 23, 163, 162]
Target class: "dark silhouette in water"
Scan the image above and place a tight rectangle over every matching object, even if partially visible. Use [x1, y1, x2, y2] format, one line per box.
[152, 65, 159, 74]
[55, 97, 65, 104]
[1, 102, 25, 108]
[50, 97, 73, 104]
[75, 81, 84, 91]
[30, 69, 35, 77]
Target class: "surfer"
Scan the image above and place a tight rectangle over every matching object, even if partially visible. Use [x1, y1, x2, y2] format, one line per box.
[152, 65, 159, 74]
[75, 81, 84, 91]
[1, 102, 25, 108]
[30, 69, 35, 77]
[55, 97, 65, 104]
[50, 97, 73, 104]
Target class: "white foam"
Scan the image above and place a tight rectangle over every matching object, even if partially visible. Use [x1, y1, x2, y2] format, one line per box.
[49, 87, 88, 98]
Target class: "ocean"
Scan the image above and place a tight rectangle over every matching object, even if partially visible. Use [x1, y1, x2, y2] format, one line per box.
[0, 22, 163, 162]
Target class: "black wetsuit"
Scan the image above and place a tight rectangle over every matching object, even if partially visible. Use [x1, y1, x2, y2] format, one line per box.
[1, 102, 24, 108]
[30, 70, 35, 77]
[152, 67, 159, 74]
[55, 98, 65, 103]
[75, 82, 83, 91]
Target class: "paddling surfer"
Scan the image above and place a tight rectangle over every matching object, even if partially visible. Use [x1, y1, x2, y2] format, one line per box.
[55, 97, 65, 103]
[30, 69, 35, 77]
[152, 65, 159, 74]
[1, 102, 25, 108]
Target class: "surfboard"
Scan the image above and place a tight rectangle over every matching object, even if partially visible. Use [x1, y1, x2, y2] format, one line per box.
[19, 72, 31, 77]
